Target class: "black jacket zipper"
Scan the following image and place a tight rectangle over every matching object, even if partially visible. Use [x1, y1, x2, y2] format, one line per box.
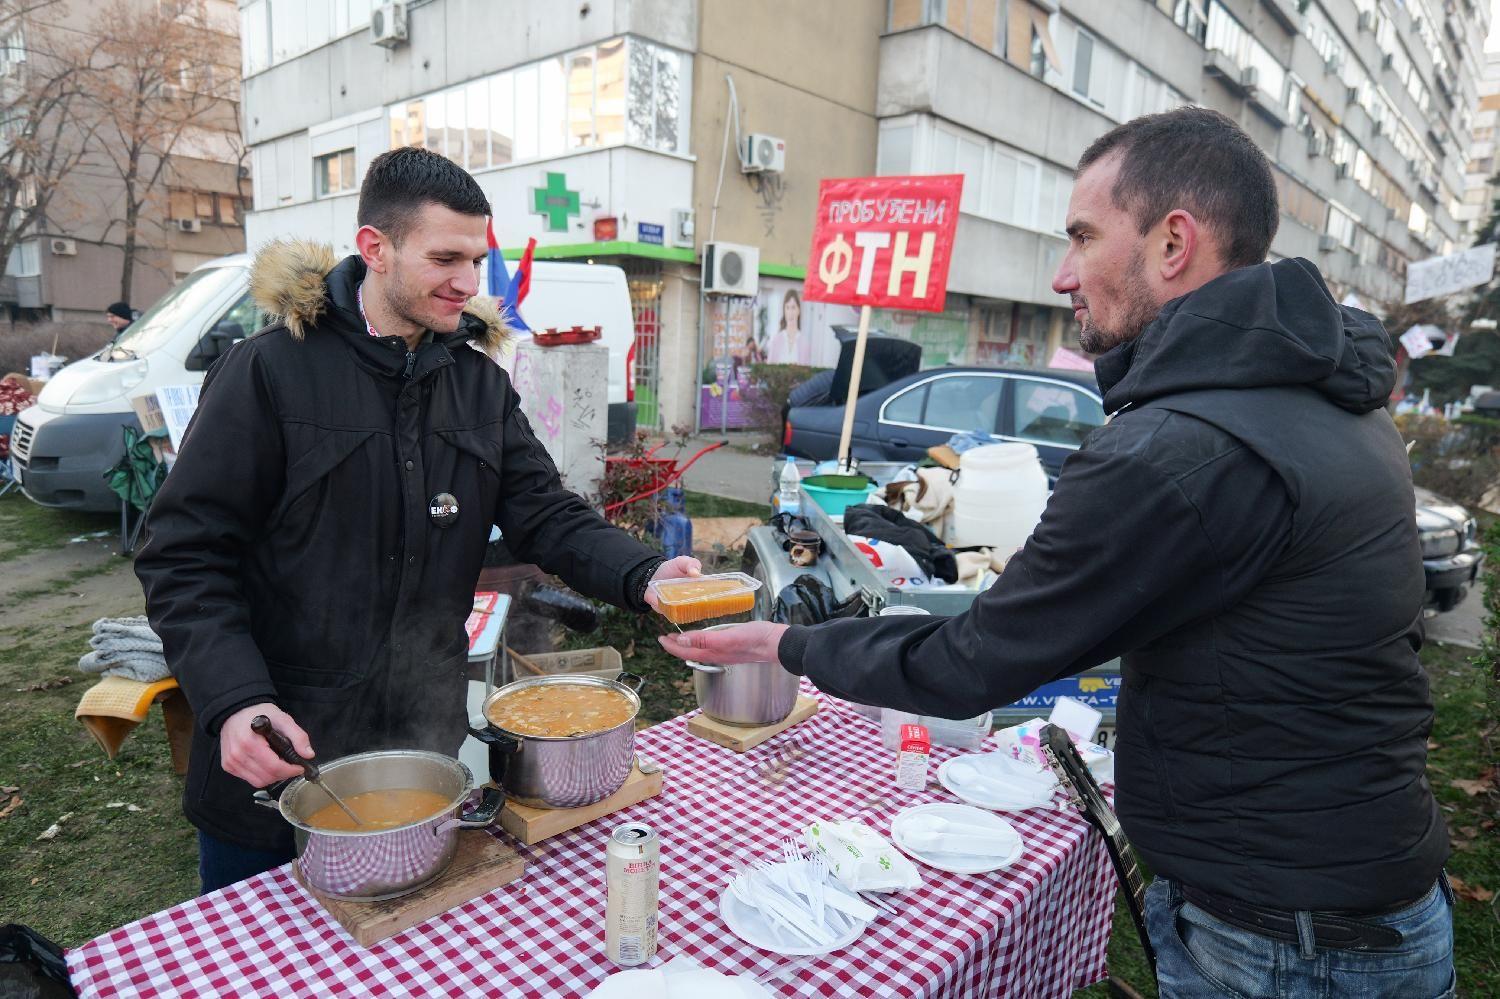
[403, 350, 416, 379]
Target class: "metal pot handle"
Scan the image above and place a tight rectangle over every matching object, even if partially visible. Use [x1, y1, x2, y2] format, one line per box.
[685, 660, 726, 674]
[251, 778, 295, 810]
[618, 671, 646, 693]
[446, 785, 504, 831]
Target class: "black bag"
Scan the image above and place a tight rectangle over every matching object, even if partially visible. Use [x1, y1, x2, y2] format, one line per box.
[771, 576, 868, 627]
[0, 924, 76, 999]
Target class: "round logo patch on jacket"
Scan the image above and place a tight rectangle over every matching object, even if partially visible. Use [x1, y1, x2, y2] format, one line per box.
[429, 492, 460, 527]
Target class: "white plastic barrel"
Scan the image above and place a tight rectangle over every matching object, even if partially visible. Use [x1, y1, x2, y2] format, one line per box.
[950, 442, 1048, 552]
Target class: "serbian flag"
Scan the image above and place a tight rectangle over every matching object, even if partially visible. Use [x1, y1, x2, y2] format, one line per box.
[485, 219, 535, 332]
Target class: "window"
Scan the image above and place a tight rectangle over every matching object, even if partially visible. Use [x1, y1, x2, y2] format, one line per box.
[877, 122, 914, 175]
[1326, 203, 1358, 248]
[490, 74, 514, 164]
[883, 383, 928, 424]
[241, 0, 269, 76]
[467, 80, 490, 170]
[1072, 31, 1094, 98]
[923, 375, 1004, 433]
[6, 241, 38, 277]
[0, 28, 25, 77]
[567, 49, 595, 149]
[217, 193, 238, 224]
[315, 148, 356, 197]
[195, 192, 215, 218]
[595, 38, 626, 146]
[1012, 381, 1104, 446]
[390, 100, 425, 148]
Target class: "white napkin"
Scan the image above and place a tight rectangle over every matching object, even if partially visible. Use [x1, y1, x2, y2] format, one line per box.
[804, 819, 922, 892]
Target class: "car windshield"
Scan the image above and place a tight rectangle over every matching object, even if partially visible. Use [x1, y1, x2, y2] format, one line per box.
[112, 265, 245, 357]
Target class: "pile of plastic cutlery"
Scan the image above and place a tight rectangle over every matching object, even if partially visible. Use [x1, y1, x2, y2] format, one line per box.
[725, 838, 891, 949]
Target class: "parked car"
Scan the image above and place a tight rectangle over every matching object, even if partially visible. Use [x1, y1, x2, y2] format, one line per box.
[10, 256, 639, 512]
[783, 366, 1106, 480]
[1415, 486, 1485, 613]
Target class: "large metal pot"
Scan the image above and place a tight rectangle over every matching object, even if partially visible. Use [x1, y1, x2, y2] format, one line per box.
[688, 624, 800, 726]
[252, 750, 501, 901]
[469, 672, 643, 809]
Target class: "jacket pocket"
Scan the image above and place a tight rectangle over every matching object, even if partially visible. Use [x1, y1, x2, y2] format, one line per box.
[265, 658, 362, 700]
[268, 428, 375, 532]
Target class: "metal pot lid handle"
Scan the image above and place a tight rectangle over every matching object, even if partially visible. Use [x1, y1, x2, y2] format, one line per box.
[685, 659, 726, 674]
[618, 671, 646, 692]
[251, 781, 292, 809]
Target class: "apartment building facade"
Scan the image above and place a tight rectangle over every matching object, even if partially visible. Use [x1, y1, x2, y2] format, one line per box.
[239, 0, 1487, 431]
[1, 0, 248, 326]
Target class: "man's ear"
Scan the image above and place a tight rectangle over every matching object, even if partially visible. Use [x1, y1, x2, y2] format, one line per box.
[1157, 209, 1201, 282]
[355, 225, 389, 274]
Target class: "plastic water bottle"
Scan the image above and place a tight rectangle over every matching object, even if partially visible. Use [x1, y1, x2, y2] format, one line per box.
[777, 458, 801, 515]
[653, 486, 693, 560]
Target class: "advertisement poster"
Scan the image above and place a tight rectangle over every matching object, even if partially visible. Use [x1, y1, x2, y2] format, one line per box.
[699, 279, 858, 431]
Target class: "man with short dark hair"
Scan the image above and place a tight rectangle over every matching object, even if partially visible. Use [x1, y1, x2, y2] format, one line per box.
[663, 107, 1454, 996]
[136, 146, 699, 892]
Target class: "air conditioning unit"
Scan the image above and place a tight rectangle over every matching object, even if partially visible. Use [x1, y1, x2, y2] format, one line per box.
[702, 241, 759, 296]
[176, 218, 202, 233]
[1372, 117, 1385, 137]
[48, 237, 75, 256]
[742, 133, 786, 174]
[670, 207, 694, 247]
[1240, 66, 1260, 90]
[1345, 85, 1359, 103]
[1324, 52, 1341, 74]
[1318, 234, 1339, 252]
[1382, 52, 1394, 69]
[371, 1, 408, 48]
[1336, 162, 1352, 180]
[160, 83, 181, 101]
[1307, 132, 1327, 157]
[1358, 10, 1376, 31]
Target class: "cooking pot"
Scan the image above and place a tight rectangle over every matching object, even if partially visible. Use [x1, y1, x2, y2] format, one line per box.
[252, 750, 501, 901]
[468, 672, 644, 809]
[687, 624, 800, 726]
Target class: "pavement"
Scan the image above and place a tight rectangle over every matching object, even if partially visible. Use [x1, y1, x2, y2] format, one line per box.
[1425, 581, 1488, 650]
[657, 434, 776, 504]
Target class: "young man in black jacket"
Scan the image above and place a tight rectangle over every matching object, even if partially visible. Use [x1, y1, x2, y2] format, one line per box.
[662, 108, 1454, 996]
[136, 147, 698, 892]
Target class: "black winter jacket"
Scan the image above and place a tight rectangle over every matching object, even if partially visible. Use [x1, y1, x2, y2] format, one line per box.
[135, 242, 661, 850]
[779, 258, 1446, 911]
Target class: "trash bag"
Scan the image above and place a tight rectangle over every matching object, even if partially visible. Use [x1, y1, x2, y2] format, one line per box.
[521, 585, 601, 633]
[0, 924, 76, 999]
[103, 425, 166, 513]
[771, 575, 867, 627]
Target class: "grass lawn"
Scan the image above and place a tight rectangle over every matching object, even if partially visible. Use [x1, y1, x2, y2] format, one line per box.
[0, 489, 115, 562]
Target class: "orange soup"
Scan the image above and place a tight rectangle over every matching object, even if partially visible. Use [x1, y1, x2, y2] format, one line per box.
[304, 788, 453, 831]
[486, 684, 634, 737]
[653, 577, 756, 624]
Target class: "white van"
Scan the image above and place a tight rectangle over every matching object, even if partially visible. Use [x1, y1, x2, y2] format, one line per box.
[11, 254, 636, 512]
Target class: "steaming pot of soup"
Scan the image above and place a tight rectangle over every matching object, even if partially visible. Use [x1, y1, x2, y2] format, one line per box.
[468, 673, 645, 809]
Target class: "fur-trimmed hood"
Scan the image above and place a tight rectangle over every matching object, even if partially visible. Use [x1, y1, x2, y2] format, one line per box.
[249, 239, 512, 355]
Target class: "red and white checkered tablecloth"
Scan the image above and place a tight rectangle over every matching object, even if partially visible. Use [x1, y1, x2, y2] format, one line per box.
[67, 683, 1116, 998]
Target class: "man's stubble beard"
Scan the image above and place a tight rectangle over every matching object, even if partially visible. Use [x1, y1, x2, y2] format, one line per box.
[1078, 249, 1161, 355]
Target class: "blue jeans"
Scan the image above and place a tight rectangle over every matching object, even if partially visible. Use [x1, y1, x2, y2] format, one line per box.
[1145, 877, 1455, 998]
[197, 830, 295, 895]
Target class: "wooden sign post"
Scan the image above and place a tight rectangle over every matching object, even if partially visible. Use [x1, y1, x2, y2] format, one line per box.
[802, 175, 964, 473]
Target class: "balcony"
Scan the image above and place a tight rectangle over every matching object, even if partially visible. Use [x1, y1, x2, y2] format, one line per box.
[1260, 0, 1301, 33]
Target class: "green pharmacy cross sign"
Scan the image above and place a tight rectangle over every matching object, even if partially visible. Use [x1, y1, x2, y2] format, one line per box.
[531, 172, 580, 232]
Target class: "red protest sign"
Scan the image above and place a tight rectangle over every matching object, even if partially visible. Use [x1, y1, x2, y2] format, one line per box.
[803, 174, 963, 313]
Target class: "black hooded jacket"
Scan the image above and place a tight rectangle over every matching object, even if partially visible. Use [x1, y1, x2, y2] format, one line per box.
[779, 258, 1446, 911]
[135, 242, 662, 850]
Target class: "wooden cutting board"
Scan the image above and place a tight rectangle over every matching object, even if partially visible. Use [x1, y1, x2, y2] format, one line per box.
[497, 762, 663, 845]
[687, 695, 819, 753]
[297, 830, 525, 948]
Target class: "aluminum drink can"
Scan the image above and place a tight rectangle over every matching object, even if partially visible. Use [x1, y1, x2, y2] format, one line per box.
[605, 822, 659, 965]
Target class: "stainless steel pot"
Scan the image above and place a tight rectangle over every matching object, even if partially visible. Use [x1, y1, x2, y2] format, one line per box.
[469, 672, 643, 809]
[687, 625, 800, 726]
[252, 750, 500, 901]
